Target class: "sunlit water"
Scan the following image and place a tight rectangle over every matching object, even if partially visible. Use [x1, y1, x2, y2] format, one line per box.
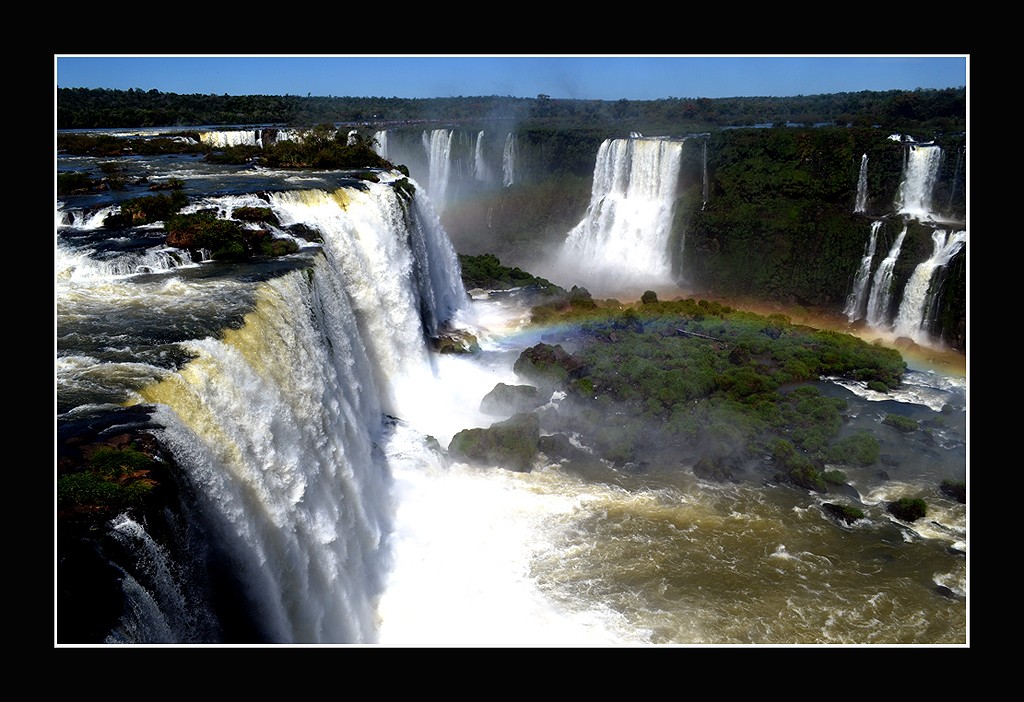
[57, 142, 967, 647]
[376, 295, 967, 647]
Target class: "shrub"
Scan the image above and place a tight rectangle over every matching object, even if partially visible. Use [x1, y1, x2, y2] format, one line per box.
[827, 430, 880, 466]
[883, 413, 919, 432]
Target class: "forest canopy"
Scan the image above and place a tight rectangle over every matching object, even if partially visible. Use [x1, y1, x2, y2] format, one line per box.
[56, 87, 966, 135]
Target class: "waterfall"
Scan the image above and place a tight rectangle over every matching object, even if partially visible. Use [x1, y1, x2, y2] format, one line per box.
[422, 129, 453, 212]
[102, 514, 218, 643]
[865, 224, 908, 329]
[557, 137, 686, 293]
[121, 175, 468, 644]
[855, 153, 869, 213]
[892, 229, 968, 343]
[502, 132, 517, 187]
[373, 130, 388, 159]
[199, 130, 262, 148]
[896, 144, 943, 219]
[701, 139, 709, 207]
[474, 131, 491, 182]
[843, 220, 882, 322]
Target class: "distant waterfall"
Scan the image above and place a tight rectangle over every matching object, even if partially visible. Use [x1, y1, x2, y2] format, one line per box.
[558, 137, 686, 293]
[502, 133, 517, 187]
[422, 129, 453, 211]
[199, 130, 262, 148]
[865, 224, 908, 328]
[373, 130, 388, 159]
[892, 229, 968, 343]
[474, 131, 492, 182]
[896, 144, 943, 219]
[701, 139, 709, 207]
[136, 176, 467, 643]
[843, 220, 882, 322]
[855, 154, 869, 213]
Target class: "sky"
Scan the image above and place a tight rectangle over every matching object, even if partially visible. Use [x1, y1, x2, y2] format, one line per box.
[54, 54, 968, 102]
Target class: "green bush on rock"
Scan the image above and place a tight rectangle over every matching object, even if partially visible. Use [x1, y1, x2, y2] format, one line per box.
[165, 212, 299, 261]
[887, 497, 927, 522]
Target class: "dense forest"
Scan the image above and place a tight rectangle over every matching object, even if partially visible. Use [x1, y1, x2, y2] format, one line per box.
[56, 87, 966, 135]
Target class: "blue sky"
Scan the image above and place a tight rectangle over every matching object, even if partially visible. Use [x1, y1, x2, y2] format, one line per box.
[55, 55, 968, 102]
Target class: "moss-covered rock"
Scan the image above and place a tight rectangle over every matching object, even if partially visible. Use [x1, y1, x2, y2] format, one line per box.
[513, 342, 587, 390]
[822, 502, 866, 525]
[447, 412, 540, 472]
[887, 497, 927, 522]
[165, 212, 298, 260]
[693, 455, 734, 482]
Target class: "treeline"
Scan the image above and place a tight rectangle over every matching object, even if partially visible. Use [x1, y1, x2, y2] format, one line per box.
[56, 87, 966, 135]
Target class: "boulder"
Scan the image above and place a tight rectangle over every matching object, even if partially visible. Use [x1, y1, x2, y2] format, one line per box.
[513, 342, 587, 390]
[447, 413, 540, 472]
[480, 383, 544, 416]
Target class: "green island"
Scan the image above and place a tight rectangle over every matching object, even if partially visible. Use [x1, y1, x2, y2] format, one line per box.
[450, 255, 945, 517]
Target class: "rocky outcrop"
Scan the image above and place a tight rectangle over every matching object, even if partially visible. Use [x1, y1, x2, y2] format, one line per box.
[513, 343, 587, 390]
[480, 383, 544, 416]
[448, 412, 540, 472]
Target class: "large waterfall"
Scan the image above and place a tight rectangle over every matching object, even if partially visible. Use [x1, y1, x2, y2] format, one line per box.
[57, 125, 968, 647]
[845, 136, 966, 349]
[865, 225, 908, 329]
[892, 229, 968, 344]
[474, 131, 492, 182]
[423, 129, 453, 213]
[555, 136, 686, 295]
[502, 132, 517, 187]
[896, 143, 943, 219]
[844, 220, 881, 321]
[58, 171, 470, 643]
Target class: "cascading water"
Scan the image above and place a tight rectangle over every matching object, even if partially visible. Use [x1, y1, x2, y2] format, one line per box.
[502, 132, 517, 187]
[855, 153, 869, 213]
[892, 229, 968, 343]
[57, 127, 968, 647]
[199, 130, 262, 148]
[844, 220, 882, 322]
[865, 224, 908, 329]
[373, 130, 388, 159]
[474, 131, 491, 182]
[422, 129, 453, 213]
[896, 143, 943, 219]
[701, 138, 709, 207]
[555, 136, 686, 294]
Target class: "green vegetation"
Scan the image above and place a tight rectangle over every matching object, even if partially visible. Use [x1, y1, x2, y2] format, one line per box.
[57, 87, 966, 134]
[883, 413, 919, 432]
[104, 191, 188, 227]
[887, 497, 927, 522]
[458, 253, 563, 294]
[448, 413, 540, 472]
[57, 445, 157, 511]
[165, 211, 299, 261]
[827, 430, 881, 466]
[511, 294, 906, 485]
[822, 502, 866, 525]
